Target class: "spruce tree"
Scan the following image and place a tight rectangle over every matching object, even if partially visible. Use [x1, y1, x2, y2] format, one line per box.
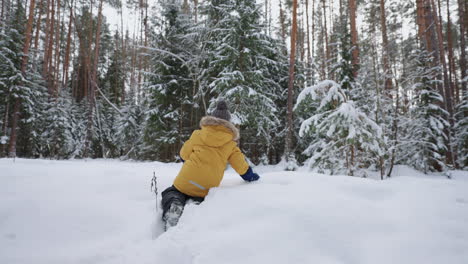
[144, 0, 195, 161]
[199, 0, 289, 164]
[116, 95, 146, 159]
[398, 50, 448, 173]
[454, 94, 467, 168]
[0, 1, 47, 157]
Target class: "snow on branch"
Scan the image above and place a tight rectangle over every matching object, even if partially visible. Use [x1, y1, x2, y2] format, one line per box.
[294, 80, 347, 111]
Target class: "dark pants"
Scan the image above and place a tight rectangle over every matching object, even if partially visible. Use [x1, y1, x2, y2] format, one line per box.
[161, 186, 204, 217]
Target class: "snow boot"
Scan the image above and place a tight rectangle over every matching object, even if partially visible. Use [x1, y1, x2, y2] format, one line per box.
[163, 201, 184, 231]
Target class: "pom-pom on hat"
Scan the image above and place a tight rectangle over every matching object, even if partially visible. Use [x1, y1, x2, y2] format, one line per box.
[211, 100, 231, 121]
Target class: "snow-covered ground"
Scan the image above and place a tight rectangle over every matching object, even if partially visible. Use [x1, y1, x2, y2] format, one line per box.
[1, 159, 467, 264]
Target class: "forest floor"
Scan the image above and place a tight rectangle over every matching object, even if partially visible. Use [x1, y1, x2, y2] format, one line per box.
[1, 158, 467, 264]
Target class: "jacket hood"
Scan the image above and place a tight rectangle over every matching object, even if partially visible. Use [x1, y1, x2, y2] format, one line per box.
[199, 116, 239, 146]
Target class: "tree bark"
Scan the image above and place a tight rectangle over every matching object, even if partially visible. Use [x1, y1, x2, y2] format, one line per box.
[285, 0, 298, 164]
[82, 0, 96, 157]
[379, 0, 392, 93]
[446, 0, 458, 104]
[62, 5, 73, 89]
[306, 0, 311, 84]
[458, 0, 467, 95]
[416, 0, 426, 44]
[92, 0, 103, 83]
[33, 0, 44, 60]
[8, 0, 36, 157]
[279, 0, 286, 44]
[0, 92, 11, 157]
[311, 0, 315, 67]
[52, 0, 61, 97]
[43, 0, 56, 96]
[322, 0, 330, 78]
[85, 0, 104, 158]
[349, 0, 359, 77]
[42, 0, 51, 82]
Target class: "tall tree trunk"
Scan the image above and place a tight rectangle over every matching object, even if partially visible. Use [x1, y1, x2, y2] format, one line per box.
[42, 0, 51, 81]
[0, 92, 11, 157]
[85, 0, 104, 158]
[379, 0, 392, 93]
[33, 0, 44, 61]
[84, 0, 94, 100]
[322, 0, 330, 77]
[418, 0, 445, 98]
[285, 0, 298, 165]
[92, 0, 103, 83]
[311, 0, 315, 69]
[299, 17, 305, 62]
[416, 0, 426, 44]
[83, 0, 96, 157]
[446, 0, 458, 104]
[306, 0, 311, 84]
[349, 0, 359, 77]
[8, 0, 36, 157]
[43, 0, 55, 95]
[62, 5, 73, 89]
[52, 0, 61, 98]
[458, 0, 467, 95]
[279, 0, 287, 45]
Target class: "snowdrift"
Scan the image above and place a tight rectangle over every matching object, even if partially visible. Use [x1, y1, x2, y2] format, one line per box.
[1, 159, 467, 264]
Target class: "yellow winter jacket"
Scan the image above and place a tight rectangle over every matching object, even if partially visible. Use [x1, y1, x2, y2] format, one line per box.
[173, 116, 250, 197]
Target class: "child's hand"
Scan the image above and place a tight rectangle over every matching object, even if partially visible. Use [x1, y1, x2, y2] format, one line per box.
[240, 167, 260, 182]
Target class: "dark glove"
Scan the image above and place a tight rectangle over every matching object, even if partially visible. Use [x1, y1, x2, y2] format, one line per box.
[240, 167, 260, 182]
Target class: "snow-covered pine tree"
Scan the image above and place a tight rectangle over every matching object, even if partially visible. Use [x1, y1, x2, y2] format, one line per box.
[144, 0, 195, 161]
[198, 0, 288, 164]
[398, 50, 448, 173]
[295, 79, 384, 176]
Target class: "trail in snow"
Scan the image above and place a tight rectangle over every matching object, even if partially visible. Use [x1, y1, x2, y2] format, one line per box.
[0, 159, 467, 264]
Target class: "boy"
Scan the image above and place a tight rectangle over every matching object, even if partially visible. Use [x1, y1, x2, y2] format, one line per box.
[161, 100, 260, 230]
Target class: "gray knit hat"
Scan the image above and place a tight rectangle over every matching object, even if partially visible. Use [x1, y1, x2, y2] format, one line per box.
[211, 100, 231, 121]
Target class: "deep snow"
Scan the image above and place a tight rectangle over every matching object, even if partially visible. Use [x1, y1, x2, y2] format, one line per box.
[0, 158, 467, 264]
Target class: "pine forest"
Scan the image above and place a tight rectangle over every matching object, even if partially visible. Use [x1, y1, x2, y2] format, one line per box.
[0, 0, 466, 177]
